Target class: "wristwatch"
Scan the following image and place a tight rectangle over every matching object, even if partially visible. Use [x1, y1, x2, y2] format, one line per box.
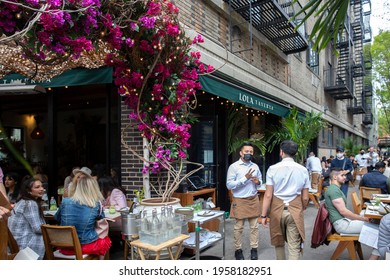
[260, 215, 267, 219]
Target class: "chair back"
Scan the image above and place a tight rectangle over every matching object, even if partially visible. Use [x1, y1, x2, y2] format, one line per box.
[359, 186, 381, 205]
[351, 192, 362, 215]
[41, 224, 86, 260]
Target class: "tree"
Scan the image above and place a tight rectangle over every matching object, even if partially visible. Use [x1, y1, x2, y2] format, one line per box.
[372, 30, 390, 136]
[293, 1, 390, 52]
[266, 107, 326, 164]
[292, 0, 350, 51]
[0, 0, 214, 202]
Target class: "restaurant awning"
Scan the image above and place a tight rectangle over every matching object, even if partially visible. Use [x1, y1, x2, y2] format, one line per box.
[0, 67, 113, 88]
[199, 75, 290, 117]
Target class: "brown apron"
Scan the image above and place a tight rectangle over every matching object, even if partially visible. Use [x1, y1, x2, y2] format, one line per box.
[269, 196, 305, 247]
[229, 195, 261, 219]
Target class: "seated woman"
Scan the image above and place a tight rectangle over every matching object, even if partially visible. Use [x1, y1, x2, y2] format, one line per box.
[55, 176, 111, 259]
[378, 213, 390, 258]
[98, 176, 127, 211]
[4, 172, 20, 204]
[325, 168, 380, 259]
[8, 177, 46, 259]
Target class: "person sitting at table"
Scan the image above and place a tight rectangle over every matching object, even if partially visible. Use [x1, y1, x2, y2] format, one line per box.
[98, 176, 127, 211]
[0, 206, 11, 221]
[63, 166, 80, 196]
[65, 166, 93, 197]
[4, 172, 20, 204]
[55, 176, 111, 259]
[8, 177, 46, 259]
[360, 161, 389, 194]
[378, 213, 390, 259]
[324, 169, 380, 260]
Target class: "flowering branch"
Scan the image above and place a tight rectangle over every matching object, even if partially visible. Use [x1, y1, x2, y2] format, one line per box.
[0, 0, 215, 201]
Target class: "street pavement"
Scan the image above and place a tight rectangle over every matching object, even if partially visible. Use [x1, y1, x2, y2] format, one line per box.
[110, 182, 374, 260]
[195, 183, 373, 260]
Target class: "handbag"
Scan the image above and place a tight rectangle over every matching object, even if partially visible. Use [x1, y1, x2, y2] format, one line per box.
[342, 159, 354, 182]
[95, 202, 109, 238]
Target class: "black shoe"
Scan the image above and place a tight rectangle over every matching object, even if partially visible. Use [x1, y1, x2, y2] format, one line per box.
[250, 248, 258, 260]
[235, 249, 244, 260]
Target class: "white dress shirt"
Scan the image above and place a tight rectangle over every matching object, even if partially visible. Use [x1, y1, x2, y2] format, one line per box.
[355, 153, 368, 167]
[266, 158, 310, 203]
[226, 158, 262, 198]
[306, 155, 322, 173]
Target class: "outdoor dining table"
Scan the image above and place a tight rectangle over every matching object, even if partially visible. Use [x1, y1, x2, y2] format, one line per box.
[363, 207, 385, 220]
[372, 194, 390, 203]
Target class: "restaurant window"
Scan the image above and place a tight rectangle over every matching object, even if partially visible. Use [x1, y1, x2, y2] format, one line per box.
[188, 117, 216, 186]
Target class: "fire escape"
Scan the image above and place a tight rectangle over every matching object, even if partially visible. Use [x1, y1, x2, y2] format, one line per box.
[224, 0, 308, 54]
[324, 15, 354, 100]
[348, 0, 372, 118]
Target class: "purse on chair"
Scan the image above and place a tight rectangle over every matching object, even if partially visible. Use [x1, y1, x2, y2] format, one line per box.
[95, 202, 109, 238]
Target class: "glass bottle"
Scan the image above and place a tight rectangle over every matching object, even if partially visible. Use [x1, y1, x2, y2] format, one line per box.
[49, 196, 57, 211]
[160, 206, 168, 241]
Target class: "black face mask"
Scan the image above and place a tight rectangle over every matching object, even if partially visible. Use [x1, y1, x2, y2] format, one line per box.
[243, 154, 252, 161]
[360, 152, 364, 155]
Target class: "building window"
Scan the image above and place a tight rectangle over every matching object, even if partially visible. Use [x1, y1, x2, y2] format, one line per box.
[328, 126, 333, 147]
[307, 41, 319, 75]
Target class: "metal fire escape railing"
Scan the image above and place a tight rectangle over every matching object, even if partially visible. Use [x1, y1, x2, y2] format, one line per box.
[349, 0, 372, 117]
[224, 0, 308, 54]
[363, 51, 373, 125]
[324, 15, 354, 100]
[349, 0, 366, 114]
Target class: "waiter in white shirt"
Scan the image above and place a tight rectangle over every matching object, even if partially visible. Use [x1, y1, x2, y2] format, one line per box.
[367, 146, 379, 173]
[306, 152, 322, 190]
[355, 148, 368, 178]
[227, 142, 262, 260]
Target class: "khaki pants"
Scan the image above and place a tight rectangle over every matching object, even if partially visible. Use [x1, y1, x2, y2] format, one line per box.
[310, 172, 321, 189]
[234, 217, 259, 250]
[275, 210, 302, 260]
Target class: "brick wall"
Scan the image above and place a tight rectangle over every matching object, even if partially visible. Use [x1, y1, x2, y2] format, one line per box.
[120, 103, 144, 196]
[177, 0, 288, 85]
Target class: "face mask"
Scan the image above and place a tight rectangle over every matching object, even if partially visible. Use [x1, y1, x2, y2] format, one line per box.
[243, 154, 252, 161]
[360, 152, 364, 155]
[336, 153, 344, 159]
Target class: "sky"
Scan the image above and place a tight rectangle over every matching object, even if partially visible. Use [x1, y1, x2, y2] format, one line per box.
[370, 0, 390, 38]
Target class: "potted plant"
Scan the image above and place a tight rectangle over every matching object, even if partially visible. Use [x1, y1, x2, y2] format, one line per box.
[266, 107, 326, 164]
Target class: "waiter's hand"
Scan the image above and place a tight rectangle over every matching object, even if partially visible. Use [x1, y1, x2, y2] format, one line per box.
[245, 169, 255, 179]
[251, 177, 260, 185]
[260, 216, 268, 227]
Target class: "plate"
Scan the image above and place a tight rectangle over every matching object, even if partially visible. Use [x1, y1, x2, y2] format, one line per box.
[375, 194, 389, 198]
[367, 205, 380, 211]
[197, 211, 215, 217]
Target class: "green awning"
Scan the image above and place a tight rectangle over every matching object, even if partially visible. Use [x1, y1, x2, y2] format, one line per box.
[199, 75, 290, 117]
[1, 67, 113, 88]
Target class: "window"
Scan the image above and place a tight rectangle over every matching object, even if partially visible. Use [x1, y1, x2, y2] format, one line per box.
[307, 41, 319, 75]
[328, 126, 333, 147]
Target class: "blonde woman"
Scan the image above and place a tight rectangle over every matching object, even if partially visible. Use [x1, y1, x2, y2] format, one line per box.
[55, 176, 111, 258]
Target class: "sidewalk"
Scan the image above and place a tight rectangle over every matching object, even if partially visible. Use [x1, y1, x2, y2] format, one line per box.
[197, 184, 373, 260]
[111, 183, 373, 260]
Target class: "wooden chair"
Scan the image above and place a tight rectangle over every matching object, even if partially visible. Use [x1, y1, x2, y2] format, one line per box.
[308, 177, 323, 208]
[7, 227, 19, 259]
[320, 203, 363, 260]
[351, 192, 363, 215]
[326, 233, 363, 260]
[0, 220, 20, 260]
[41, 224, 100, 260]
[359, 186, 382, 209]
